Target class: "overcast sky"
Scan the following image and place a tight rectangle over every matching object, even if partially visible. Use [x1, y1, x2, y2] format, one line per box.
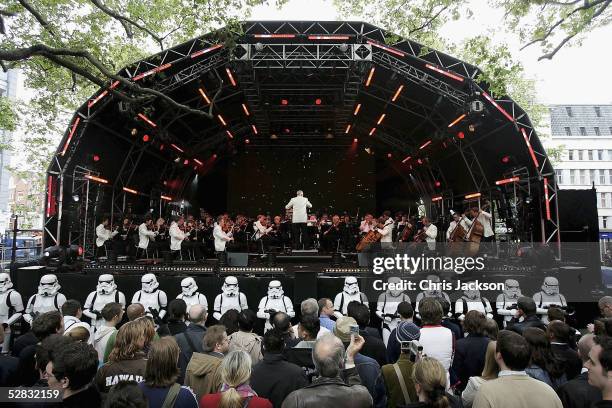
[250, 0, 612, 105]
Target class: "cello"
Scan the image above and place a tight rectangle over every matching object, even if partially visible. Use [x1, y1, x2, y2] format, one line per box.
[356, 217, 384, 251]
[465, 210, 485, 257]
[447, 215, 468, 256]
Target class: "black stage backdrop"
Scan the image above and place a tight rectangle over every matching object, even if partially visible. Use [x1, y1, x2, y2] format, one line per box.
[227, 149, 376, 216]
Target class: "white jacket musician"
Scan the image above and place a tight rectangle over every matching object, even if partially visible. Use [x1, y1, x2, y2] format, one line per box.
[131, 273, 167, 319]
[254, 217, 273, 240]
[0, 273, 24, 351]
[333, 276, 369, 318]
[83, 274, 126, 329]
[285, 191, 312, 223]
[24, 274, 67, 324]
[446, 213, 472, 240]
[422, 217, 438, 250]
[213, 276, 248, 320]
[213, 221, 233, 252]
[96, 222, 118, 248]
[177, 277, 208, 312]
[138, 221, 158, 250]
[454, 282, 493, 320]
[533, 276, 567, 324]
[169, 220, 190, 251]
[470, 208, 494, 239]
[377, 217, 394, 244]
[257, 280, 295, 332]
[496, 279, 522, 327]
[376, 276, 411, 346]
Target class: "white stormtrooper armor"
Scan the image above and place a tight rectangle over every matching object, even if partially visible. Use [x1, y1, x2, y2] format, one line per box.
[333, 276, 369, 318]
[454, 281, 493, 320]
[257, 280, 295, 332]
[415, 274, 451, 317]
[496, 279, 522, 326]
[0, 273, 24, 352]
[83, 274, 126, 329]
[376, 276, 411, 346]
[533, 276, 566, 324]
[131, 273, 167, 319]
[23, 274, 67, 324]
[213, 276, 248, 320]
[176, 277, 208, 312]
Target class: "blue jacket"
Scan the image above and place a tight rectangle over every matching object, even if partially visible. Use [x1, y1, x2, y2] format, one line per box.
[354, 353, 387, 408]
[175, 324, 206, 383]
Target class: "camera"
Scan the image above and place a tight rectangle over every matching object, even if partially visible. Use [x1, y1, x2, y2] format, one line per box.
[400, 340, 423, 362]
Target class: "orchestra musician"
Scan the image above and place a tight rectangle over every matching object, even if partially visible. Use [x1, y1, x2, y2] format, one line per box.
[169, 216, 190, 259]
[359, 213, 375, 234]
[95, 217, 118, 259]
[469, 204, 494, 242]
[321, 214, 342, 253]
[213, 215, 234, 254]
[137, 215, 158, 258]
[254, 214, 273, 252]
[446, 211, 471, 241]
[420, 217, 438, 251]
[285, 190, 313, 250]
[376, 211, 394, 248]
[340, 214, 357, 251]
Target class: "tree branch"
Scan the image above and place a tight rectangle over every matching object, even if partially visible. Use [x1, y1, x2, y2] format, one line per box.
[0, 44, 214, 118]
[89, 0, 164, 49]
[409, 4, 451, 35]
[16, 0, 57, 37]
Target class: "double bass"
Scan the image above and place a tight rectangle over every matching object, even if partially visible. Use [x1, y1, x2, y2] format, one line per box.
[465, 212, 485, 257]
[447, 215, 468, 256]
[355, 217, 384, 252]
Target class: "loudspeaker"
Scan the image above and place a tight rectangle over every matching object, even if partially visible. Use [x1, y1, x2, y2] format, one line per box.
[227, 252, 248, 267]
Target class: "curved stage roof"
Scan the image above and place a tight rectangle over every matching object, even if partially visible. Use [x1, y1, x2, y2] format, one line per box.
[45, 21, 557, 248]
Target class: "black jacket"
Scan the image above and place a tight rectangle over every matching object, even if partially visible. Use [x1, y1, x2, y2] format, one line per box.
[507, 314, 547, 335]
[442, 318, 463, 340]
[62, 384, 101, 408]
[175, 324, 206, 383]
[251, 353, 309, 408]
[557, 372, 602, 408]
[551, 343, 583, 382]
[452, 334, 490, 390]
[360, 329, 387, 367]
[167, 320, 188, 336]
[11, 332, 37, 358]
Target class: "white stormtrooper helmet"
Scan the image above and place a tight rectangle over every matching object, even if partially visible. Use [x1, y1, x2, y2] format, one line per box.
[141, 273, 159, 293]
[387, 276, 403, 297]
[97, 274, 117, 295]
[0, 272, 13, 293]
[38, 274, 61, 297]
[344, 276, 359, 295]
[267, 280, 283, 299]
[222, 276, 239, 296]
[504, 279, 521, 299]
[181, 277, 198, 297]
[542, 276, 559, 296]
[463, 282, 481, 300]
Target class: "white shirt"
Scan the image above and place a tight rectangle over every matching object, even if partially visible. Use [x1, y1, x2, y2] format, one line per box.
[285, 196, 312, 223]
[424, 223, 438, 250]
[359, 220, 373, 233]
[377, 219, 394, 243]
[169, 222, 189, 251]
[96, 224, 118, 247]
[475, 210, 494, 238]
[138, 223, 157, 249]
[213, 223, 233, 252]
[420, 325, 454, 371]
[447, 218, 471, 240]
[254, 220, 272, 240]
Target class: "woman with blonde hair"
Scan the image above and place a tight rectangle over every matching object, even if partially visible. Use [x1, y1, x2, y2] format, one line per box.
[95, 319, 149, 393]
[406, 356, 462, 408]
[139, 336, 198, 408]
[461, 341, 499, 407]
[199, 350, 272, 408]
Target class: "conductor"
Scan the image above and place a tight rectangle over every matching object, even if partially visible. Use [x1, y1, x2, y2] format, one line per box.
[285, 190, 313, 250]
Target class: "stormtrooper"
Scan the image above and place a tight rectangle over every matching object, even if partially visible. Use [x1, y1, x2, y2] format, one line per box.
[176, 277, 208, 312]
[257, 280, 295, 332]
[213, 276, 248, 321]
[533, 276, 567, 324]
[454, 281, 494, 320]
[83, 274, 126, 329]
[131, 273, 167, 319]
[23, 274, 67, 324]
[333, 276, 369, 318]
[414, 274, 451, 317]
[496, 279, 522, 327]
[0, 273, 24, 352]
[376, 276, 411, 346]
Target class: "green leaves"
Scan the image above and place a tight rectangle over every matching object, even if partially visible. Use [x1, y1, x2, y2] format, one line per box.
[0, 96, 17, 132]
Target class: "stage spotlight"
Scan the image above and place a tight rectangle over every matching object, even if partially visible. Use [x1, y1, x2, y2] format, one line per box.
[353, 138, 358, 143]
[457, 131, 465, 139]
[142, 134, 150, 142]
[71, 194, 80, 202]
[468, 124, 476, 132]
[93, 154, 100, 162]
[41, 245, 66, 267]
[255, 42, 264, 51]
[338, 43, 349, 53]
[315, 98, 322, 105]
[131, 128, 138, 136]
[65, 245, 83, 262]
[281, 99, 288, 105]
[434, 181, 441, 187]
[501, 155, 510, 164]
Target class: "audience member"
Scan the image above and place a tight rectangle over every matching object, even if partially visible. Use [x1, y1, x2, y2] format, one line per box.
[585, 335, 612, 407]
[523, 327, 556, 387]
[0, 325, 19, 386]
[381, 327, 418, 407]
[228, 309, 263, 365]
[175, 304, 207, 383]
[291, 298, 330, 339]
[65, 325, 90, 343]
[62, 299, 92, 343]
[94, 302, 123, 362]
[588, 296, 612, 333]
[33, 334, 73, 388]
[439, 299, 463, 340]
[557, 334, 603, 408]
[18, 311, 64, 386]
[281, 333, 372, 407]
[461, 341, 499, 408]
[405, 356, 462, 408]
[185, 324, 228, 399]
[507, 297, 546, 335]
[349, 302, 387, 366]
[387, 302, 420, 364]
[483, 318, 499, 340]
[219, 309, 240, 335]
[418, 298, 454, 376]
[318, 297, 336, 331]
[452, 310, 490, 391]
[200, 350, 272, 407]
[547, 320, 582, 384]
[103, 380, 148, 408]
[272, 311, 295, 343]
[103, 316, 156, 363]
[284, 315, 319, 380]
[126, 303, 146, 321]
[167, 299, 188, 336]
[46, 340, 100, 407]
[138, 337, 198, 408]
[472, 330, 562, 408]
[95, 319, 148, 393]
[251, 329, 308, 407]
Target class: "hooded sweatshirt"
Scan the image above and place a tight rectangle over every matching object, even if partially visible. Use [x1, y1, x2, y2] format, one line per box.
[94, 352, 147, 393]
[94, 325, 117, 363]
[184, 352, 223, 400]
[228, 331, 263, 365]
